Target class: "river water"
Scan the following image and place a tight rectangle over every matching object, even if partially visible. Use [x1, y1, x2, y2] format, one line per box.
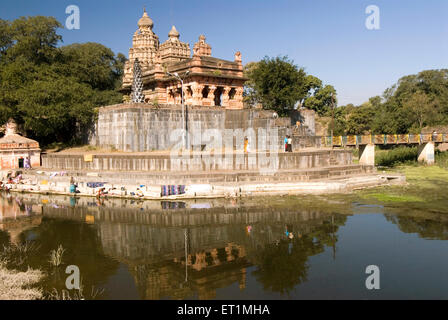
[1, 192, 448, 300]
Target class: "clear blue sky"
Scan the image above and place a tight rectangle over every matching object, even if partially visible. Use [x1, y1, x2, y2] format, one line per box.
[1, 0, 447, 106]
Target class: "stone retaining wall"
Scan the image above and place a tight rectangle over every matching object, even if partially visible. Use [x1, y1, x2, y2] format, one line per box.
[90, 104, 317, 152]
[42, 150, 352, 172]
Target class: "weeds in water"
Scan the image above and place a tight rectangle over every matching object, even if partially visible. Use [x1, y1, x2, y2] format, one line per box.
[45, 279, 104, 300]
[0, 242, 40, 270]
[49, 245, 65, 267]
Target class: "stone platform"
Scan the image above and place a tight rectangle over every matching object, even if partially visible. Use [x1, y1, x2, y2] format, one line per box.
[88, 104, 319, 152]
[42, 149, 352, 172]
[7, 148, 406, 199]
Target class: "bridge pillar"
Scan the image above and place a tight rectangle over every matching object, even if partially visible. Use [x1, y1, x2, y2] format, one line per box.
[359, 144, 375, 166]
[418, 142, 435, 165]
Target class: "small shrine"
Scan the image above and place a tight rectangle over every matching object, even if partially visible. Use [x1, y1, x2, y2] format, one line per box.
[0, 119, 41, 169]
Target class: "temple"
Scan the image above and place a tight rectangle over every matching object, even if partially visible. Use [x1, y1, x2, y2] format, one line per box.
[121, 9, 246, 109]
[0, 119, 41, 170]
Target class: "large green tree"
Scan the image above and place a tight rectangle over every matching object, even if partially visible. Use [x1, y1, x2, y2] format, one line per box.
[244, 56, 336, 116]
[244, 56, 307, 116]
[0, 16, 124, 145]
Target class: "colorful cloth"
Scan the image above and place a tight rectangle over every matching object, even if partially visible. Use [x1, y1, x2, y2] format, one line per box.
[87, 182, 105, 188]
[161, 185, 186, 196]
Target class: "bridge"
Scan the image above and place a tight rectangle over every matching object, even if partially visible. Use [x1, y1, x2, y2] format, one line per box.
[320, 133, 448, 166]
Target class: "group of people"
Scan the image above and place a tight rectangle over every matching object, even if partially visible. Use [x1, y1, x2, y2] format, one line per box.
[0, 171, 24, 192]
[0, 181, 9, 192]
[284, 135, 293, 152]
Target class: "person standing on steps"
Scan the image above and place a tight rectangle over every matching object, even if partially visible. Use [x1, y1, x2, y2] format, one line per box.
[287, 135, 293, 152]
[244, 137, 250, 153]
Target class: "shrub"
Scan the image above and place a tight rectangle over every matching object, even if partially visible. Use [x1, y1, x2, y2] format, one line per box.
[375, 146, 418, 167]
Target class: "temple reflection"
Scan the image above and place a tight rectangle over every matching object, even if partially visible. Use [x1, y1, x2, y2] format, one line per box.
[1, 193, 347, 299]
[0, 193, 42, 244]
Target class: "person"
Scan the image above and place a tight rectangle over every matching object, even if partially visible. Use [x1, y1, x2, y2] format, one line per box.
[287, 136, 293, 152]
[432, 130, 438, 142]
[69, 176, 78, 194]
[96, 187, 107, 199]
[136, 188, 144, 197]
[284, 136, 288, 152]
[24, 157, 30, 169]
[244, 137, 249, 153]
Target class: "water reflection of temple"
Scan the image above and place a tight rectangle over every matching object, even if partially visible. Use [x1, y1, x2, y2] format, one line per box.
[1, 194, 347, 299]
[0, 193, 42, 243]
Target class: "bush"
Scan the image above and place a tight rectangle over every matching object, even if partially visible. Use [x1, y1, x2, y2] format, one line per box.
[436, 151, 448, 169]
[375, 146, 418, 167]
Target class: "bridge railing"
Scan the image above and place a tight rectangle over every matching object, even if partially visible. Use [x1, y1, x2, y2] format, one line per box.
[321, 133, 448, 147]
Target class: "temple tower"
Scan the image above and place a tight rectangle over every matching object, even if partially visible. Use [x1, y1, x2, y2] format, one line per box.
[193, 35, 212, 57]
[122, 9, 160, 88]
[159, 26, 191, 64]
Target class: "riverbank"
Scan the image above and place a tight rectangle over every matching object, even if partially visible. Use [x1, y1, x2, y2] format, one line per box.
[355, 165, 448, 214]
[1, 169, 405, 200]
[0, 266, 43, 300]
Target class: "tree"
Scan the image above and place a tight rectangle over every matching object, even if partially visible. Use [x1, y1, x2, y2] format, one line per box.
[403, 91, 437, 132]
[0, 19, 12, 58]
[244, 56, 308, 116]
[345, 103, 375, 135]
[303, 84, 337, 116]
[244, 56, 337, 116]
[57, 43, 124, 91]
[7, 16, 62, 64]
[335, 69, 448, 135]
[0, 16, 125, 145]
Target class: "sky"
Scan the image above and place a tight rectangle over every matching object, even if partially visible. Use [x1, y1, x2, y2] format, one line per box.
[1, 0, 448, 106]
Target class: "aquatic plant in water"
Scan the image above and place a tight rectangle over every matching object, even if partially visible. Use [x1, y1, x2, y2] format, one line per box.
[49, 245, 65, 267]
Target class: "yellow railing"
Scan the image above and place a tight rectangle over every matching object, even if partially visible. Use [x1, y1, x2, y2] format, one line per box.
[322, 133, 448, 147]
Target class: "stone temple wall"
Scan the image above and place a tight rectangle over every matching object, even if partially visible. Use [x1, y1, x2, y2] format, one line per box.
[90, 104, 316, 152]
[41, 149, 353, 172]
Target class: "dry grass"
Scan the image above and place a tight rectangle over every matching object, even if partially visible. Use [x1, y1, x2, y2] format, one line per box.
[0, 265, 44, 300]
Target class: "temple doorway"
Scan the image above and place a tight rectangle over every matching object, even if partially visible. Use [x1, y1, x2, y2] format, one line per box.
[214, 87, 224, 106]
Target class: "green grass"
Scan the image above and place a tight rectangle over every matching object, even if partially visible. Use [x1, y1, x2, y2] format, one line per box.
[362, 192, 423, 203]
[357, 165, 448, 213]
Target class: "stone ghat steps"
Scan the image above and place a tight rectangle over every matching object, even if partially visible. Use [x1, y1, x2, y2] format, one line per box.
[23, 164, 375, 185]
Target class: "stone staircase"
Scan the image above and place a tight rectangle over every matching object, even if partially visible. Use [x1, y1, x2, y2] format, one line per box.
[23, 164, 375, 186]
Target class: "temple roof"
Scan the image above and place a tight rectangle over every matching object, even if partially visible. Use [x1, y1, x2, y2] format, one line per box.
[0, 134, 40, 151]
[168, 25, 180, 38]
[138, 9, 154, 29]
[0, 133, 39, 145]
[0, 119, 40, 149]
